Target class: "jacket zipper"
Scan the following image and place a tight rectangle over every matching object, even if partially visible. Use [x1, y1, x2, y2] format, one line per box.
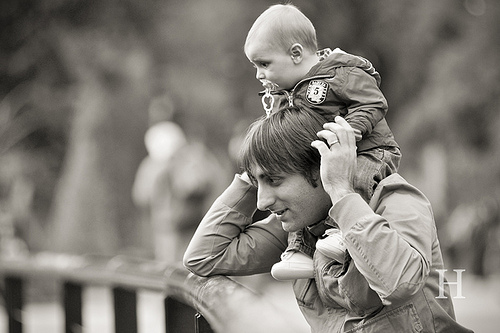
[267, 74, 335, 107]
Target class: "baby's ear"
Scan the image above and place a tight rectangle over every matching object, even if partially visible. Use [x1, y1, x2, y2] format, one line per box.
[290, 43, 303, 63]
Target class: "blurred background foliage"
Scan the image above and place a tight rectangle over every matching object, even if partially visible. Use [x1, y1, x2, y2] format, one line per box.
[0, 0, 499, 275]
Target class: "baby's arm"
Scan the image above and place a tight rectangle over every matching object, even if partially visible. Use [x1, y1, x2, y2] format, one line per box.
[338, 67, 388, 137]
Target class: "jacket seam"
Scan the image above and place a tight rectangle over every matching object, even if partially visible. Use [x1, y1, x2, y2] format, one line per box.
[422, 288, 438, 332]
[346, 223, 391, 293]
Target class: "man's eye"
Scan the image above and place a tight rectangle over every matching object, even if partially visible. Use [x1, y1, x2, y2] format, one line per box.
[248, 174, 258, 186]
[268, 177, 282, 185]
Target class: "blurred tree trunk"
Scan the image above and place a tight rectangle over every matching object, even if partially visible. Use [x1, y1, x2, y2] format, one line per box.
[46, 31, 152, 256]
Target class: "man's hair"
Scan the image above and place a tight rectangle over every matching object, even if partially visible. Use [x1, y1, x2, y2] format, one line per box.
[239, 106, 326, 187]
[244, 4, 318, 54]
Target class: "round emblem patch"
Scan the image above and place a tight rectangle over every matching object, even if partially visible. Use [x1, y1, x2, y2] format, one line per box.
[306, 80, 328, 104]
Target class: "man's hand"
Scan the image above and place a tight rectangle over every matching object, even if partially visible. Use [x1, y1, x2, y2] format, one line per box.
[353, 128, 362, 141]
[311, 116, 357, 203]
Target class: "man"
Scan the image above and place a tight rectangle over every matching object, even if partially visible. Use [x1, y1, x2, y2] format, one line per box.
[183, 107, 473, 332]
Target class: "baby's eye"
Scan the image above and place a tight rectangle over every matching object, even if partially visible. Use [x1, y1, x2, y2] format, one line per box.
[259, 62, 269, 68]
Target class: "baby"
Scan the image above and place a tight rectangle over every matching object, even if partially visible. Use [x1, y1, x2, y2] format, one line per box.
[244, 4, 401, 280]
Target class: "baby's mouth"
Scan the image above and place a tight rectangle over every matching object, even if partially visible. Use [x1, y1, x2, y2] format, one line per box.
[260, 79, 279, 91]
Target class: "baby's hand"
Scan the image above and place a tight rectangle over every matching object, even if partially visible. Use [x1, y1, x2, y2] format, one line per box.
[353, 129, 362, 141]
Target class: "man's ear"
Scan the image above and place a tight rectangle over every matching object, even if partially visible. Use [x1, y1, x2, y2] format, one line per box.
[311, 169, 321, 188]
[290, 43, 303, 64]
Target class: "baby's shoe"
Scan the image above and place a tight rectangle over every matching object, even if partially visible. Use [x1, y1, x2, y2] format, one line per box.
[271, 251, 314, 280]
[316, 228, 346, 263]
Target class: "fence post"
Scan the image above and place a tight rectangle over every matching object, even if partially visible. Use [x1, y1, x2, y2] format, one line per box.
[113, 287, 137, 333]
[194, 312, 213, 333]
[165, 296, 203, 333]
[4, 276, 23, 333]
[63, 281, 82, 333]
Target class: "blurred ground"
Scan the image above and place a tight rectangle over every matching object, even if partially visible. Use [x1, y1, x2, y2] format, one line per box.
[0, 274, 498, 333]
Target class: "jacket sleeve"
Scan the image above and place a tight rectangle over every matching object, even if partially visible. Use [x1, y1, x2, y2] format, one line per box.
[183, 174, 288, 277]
[336, 67, 388, 135]
[330, 176, 433, 305]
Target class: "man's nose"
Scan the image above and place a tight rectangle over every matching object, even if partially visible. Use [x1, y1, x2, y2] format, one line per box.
[257, 186, 274, 211]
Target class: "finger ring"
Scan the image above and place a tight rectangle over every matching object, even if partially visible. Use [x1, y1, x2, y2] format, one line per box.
[330, 139, 339, 146]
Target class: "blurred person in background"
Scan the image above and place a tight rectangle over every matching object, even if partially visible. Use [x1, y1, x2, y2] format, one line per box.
[133, 107, 228, 262]
[444, 195, 500, 276]
[184, 107, 473, 332]
[0, 205, 29, 259]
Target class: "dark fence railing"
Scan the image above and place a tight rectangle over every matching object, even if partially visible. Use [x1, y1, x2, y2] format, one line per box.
[0, 252, 294, 333]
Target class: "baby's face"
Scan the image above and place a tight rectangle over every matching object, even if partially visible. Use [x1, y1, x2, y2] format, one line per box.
[245, 37, 302, 90]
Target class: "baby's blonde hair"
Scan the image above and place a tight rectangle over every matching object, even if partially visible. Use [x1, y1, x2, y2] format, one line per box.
[245, 4, 318, 54]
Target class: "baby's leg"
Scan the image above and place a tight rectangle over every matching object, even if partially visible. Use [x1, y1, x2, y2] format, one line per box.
[316, 228, 346, 263]
[316, 147, 401, 261]
[271, 230, 314, 280]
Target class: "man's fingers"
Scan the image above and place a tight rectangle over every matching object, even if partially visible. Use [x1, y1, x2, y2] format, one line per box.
[322, 116, 353, 132]
[353, 129, 362, 141]
[322, 117, 356, 147]
[316, 130, 339, 147]
[333, 116, 350, 128]
[311, 140, 330, 155]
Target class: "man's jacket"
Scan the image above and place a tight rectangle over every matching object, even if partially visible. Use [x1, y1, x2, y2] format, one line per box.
[184, 174, 473, 333]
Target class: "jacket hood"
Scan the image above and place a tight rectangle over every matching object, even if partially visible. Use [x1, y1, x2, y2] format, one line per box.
[309, 48, 382, 86]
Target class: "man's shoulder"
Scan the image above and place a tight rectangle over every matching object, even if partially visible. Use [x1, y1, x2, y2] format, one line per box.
[379, 173, 407, 185]
[373, 173, 431, 206]
[375, 173, 415, 195]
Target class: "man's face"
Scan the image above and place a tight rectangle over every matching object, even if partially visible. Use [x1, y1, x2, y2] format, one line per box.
[245, 36, 302, 90]
[252, 166, 332, 232]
